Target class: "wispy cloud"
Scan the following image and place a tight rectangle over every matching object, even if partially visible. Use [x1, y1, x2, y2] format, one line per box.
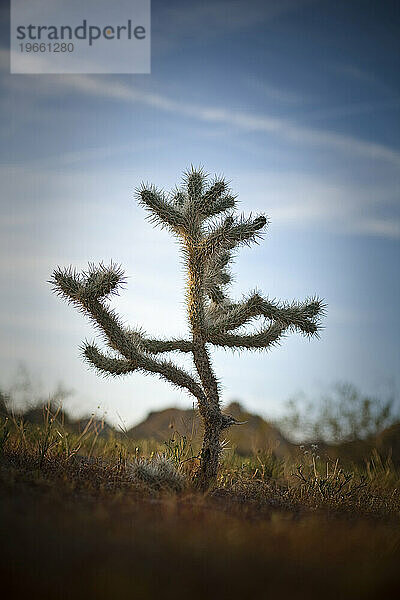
[237, 171, 400, 240]
[3, 59, 398, 169]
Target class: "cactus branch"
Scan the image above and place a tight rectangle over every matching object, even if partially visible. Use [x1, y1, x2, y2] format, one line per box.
[208, 323, 286, 350]
[51, 268, 204, 400]
[207, 293, 325, 337]
[136, 184, 187, 233]
[126, 330, 193, 354]
[200, 214, 268, 260]
[83, 342, 138, 376]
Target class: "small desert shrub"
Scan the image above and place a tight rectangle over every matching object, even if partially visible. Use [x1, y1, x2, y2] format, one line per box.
[129, 455, 186, 492]
[281, 382, 398, 443]
[163, 432, 196, 466]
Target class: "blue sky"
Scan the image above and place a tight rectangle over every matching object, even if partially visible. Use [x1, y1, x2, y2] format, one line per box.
[0, 0, 399, 426]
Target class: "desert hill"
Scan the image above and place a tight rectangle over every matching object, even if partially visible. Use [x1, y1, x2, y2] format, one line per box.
[127, 402, 293, 458]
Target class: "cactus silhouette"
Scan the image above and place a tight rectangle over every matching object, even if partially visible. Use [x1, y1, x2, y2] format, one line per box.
[50, 167, 325, 489]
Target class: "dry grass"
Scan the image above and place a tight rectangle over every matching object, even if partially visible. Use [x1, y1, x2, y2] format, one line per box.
[1, 408, 400, 599]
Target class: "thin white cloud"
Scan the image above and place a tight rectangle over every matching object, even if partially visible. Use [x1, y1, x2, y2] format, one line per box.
[13, 68, 400, 169]
[2, 48, 400, 167]
[237, 171, 400, 240]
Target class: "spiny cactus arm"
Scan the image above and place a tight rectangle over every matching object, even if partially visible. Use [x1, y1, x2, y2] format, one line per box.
[83, 342, 138, 376]
[207, 322, 286, 350]
[50, 262, 126, 303]
[204, 284, 229, 305]
[201, 194, 237, 220]
[207, 293, 326, 337]
[82, 298, 138, 359]
[142, 356, 206, 401]
[51, 266, 204, 399]
[183, 170, 238, 220]
[200, 214, 268, 259]
[204, 301, 231, 325]
[83, 300, 204, 397]
[136, 184, 187, 232]
[184, 167, 205, 208]
[138, 337, 193, 354]
[83, 261, 127, 299]
[51, 265, 189, 356]
[197, 180, 237, 219]
[203, 266, 231, 304]
[51, 265, 136, 358]
[86, 307, 203, 397]
[259, 296, 326, 336]
[202, 247, 234, 303]
[51, 268, 138, 359]
[126, 329, 193, 354]
[171, 188, 187, 208]
[201, 179, 227, 205]
[83, 341, 206, 399]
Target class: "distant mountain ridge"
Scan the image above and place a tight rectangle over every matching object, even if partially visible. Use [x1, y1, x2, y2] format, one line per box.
[126, 402, 293, 458]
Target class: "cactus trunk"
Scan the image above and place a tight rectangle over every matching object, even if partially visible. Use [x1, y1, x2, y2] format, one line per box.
[197, 419, 222, 490]
[191, 335, 223, 488]
[187, 250, 224, 488]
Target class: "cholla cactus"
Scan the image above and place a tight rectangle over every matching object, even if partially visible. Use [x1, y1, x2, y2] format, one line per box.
[50, 167, 325, 490]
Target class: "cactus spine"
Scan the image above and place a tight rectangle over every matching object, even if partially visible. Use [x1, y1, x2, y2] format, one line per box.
[51, 167, 325, 489]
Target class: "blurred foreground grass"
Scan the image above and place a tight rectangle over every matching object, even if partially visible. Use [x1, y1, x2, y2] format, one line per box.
[1, 406, 400, 599]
